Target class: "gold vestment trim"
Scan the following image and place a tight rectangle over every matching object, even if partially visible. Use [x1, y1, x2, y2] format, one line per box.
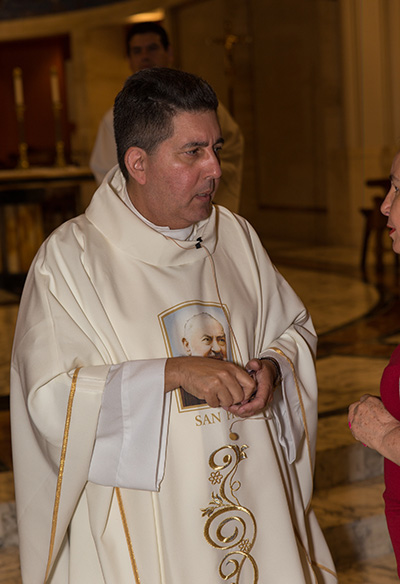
[271, 347, 313, 482]
[116, 487, 141, 583]
[43, 368, 142, 583]
[271, 348, 337, 580]
[44, 366, 81, 583]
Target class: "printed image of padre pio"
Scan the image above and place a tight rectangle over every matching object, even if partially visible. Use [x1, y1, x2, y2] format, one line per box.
[181, 312, 227, 361]
[180, 312, 228, 407]
[159, 304, 232, 410]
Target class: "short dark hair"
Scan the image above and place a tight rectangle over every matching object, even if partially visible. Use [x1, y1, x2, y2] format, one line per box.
[114, 67, 219, 180]
[126, 22, 170, 55]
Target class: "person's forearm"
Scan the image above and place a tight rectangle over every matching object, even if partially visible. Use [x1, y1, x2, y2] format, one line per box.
[349, 395, 400, 463]
[377, 423, 400, 464]
[165, 357, 186, 392]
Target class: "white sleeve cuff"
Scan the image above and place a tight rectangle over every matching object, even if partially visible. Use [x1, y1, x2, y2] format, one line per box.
[88, 359, 170, 491]
[260, 350, 303, 464]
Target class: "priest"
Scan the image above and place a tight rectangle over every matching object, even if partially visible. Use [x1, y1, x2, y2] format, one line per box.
[11, 67, 336, 583]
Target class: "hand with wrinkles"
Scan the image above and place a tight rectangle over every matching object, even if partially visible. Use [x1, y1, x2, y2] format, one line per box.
[348, 394, 400, 464]
[165, 356, 277, 418]
[225, 358, 277, 418]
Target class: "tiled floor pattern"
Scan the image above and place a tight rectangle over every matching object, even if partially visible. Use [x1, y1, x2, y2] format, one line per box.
[1, 243, 400, 582]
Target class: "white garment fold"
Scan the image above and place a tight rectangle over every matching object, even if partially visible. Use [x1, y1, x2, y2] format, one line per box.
[89, 359, 170, 490]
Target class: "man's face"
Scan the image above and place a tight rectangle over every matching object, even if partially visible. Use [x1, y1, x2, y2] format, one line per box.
[183, 316, 227, 360]
[127, 110, 223, 229]
[128, 32, 172, 73]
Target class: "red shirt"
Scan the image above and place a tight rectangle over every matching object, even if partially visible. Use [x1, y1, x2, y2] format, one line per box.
[380, 344, 400, 574]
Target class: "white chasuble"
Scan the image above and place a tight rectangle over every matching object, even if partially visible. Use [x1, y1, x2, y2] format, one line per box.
[11, 168, 337, 583]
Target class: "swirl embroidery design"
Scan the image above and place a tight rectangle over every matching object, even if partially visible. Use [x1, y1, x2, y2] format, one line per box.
[201, 444, 259, 583]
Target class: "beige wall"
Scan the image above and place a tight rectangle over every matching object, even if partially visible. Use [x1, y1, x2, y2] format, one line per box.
[2, 0, 400, 247]
[339, 0, 400, 247]
[171, 0, 257, 219]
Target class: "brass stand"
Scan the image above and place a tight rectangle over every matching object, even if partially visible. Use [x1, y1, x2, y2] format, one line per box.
[52, 102, 66, 167]
[15, 104, 29, 169]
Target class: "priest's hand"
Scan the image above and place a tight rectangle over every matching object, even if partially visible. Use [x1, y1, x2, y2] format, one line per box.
[165, 356, 277, 418]
[223, 358, 278, 418]
[165, 356, 257, 414]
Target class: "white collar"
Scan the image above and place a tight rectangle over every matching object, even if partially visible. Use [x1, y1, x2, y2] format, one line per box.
[122, 186, 194, 241]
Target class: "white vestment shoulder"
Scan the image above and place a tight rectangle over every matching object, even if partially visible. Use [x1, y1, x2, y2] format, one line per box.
[11, 168, 337, 583]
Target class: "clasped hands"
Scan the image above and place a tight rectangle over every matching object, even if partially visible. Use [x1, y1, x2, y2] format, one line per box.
[165, 356, 277, 418]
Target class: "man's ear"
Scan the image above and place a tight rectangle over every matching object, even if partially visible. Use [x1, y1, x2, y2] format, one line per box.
[182, 338, 191, 356]
[124, 147, 147, 185]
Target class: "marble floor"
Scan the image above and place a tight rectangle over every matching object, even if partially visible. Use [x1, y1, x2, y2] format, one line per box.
[1, 240, 400, 582]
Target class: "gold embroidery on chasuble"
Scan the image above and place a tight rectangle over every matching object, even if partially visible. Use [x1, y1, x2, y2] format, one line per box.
[158, 301, 259, 580]
[201, 444, 259, 583]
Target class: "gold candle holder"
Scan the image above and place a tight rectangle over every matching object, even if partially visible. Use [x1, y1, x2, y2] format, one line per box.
[50, 67, 66, 167]
[52, 102, 66, 167]
[13, 68, 29, 169]
[15, 105, 29, 169]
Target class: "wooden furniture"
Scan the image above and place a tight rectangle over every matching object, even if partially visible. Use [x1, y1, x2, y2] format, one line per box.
[0, 166, 94, 293]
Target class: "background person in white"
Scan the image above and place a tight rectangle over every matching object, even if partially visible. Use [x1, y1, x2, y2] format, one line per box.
[11, 68, 336, 583]
[90, 21, 244, 212]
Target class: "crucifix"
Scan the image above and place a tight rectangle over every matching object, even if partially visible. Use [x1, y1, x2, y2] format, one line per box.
[207, 21, 252, 115]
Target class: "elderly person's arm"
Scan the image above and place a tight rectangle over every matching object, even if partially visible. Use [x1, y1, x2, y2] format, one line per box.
[348, 394, 400, 464]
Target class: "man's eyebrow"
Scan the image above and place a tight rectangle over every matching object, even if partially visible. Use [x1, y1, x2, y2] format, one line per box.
[181, 137, 225, 149]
